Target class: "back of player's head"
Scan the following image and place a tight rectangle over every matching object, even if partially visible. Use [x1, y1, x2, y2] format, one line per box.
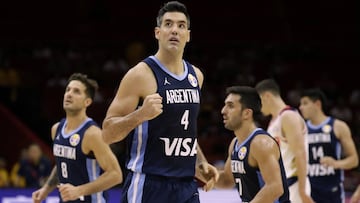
[255, 78, 281, 96]
[156, 1, 190, 28]
[226, 86, 262, 120]
[301, 88, 328, 112]
[67, 73, 98, 100]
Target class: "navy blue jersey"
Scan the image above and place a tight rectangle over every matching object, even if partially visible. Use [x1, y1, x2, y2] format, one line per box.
[231, 128, 290, 203]
[125, 56, 201, 178]
[307, 117, 343, 191]
[54, 118, 107, 203]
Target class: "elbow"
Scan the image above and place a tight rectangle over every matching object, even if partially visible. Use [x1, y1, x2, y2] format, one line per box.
[110, 169, 123, 186]
[352, 156, 359, 169]
[102, 120, 115, 144]
[273, 184, 284, 200]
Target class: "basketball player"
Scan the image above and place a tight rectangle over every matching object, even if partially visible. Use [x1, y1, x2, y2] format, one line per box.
[102, 1, 219, 202]
[32, 73, 122, 203]
[215, 86, 290, 202]
[255, 78, 314, 203]
[299, 88, 358, 203]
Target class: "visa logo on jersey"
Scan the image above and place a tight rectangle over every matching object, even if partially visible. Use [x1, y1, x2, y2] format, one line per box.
[160, 137, 197, 156]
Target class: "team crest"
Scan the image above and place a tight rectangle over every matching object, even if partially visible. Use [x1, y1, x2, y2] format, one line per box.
[70, 134, 81, 146]
[322, 124, 332, 134]
[238, 146, 247, 160]
[188, 74, 198, 87]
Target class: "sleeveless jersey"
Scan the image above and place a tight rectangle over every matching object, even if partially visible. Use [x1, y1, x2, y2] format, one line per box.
[231, 128, 290, 203]
[54, 118, 107, 203]
[267, 106, 309, 178]
[125, 56, 201, 178]
[307, 117, 343, 190]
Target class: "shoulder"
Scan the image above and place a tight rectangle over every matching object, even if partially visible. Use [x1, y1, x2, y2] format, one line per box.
[251, 134, 277, 149]
[191, 65, 204, 88]
[333, 118, 351, 135]
[125, 61, 153, 80]
[280, 109, 304, 125]
[119, 61, 157, 96]
[84, 125, 102, 138]
[250, 134, 279, 157]
[51, 122, 60, 140]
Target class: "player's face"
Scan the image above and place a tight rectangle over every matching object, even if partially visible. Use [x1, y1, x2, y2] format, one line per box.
[155, 12, 190, 52]
[63, 80, 89, 112]
[221, 94, 244, 131]
[299, 96, 316, 119]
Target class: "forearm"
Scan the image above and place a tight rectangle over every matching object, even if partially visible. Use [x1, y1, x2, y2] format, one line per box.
[336, 155, 359, 170]
[214, 172, 234, 189]
[77, 169, 121, 196]
[102, 110, 146, 144]
[43, 167, 59, 193]
[251, 183, 283, 203]
[295, 152, 308, 194]
[196, 144, 208, 167]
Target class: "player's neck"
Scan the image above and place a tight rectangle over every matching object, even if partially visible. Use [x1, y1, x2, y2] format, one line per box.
[310, 112, 328, 125]
[271, 97, 287, 117]
[154, 52, 184, 74]
[65, 112, 88, 131]
[235, 123, 257, 142]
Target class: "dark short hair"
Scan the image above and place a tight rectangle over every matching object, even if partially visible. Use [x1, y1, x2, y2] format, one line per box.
[156, 1, 190, 28]
[225, 86, 262, 121]
[255, 78, 281, 96]
[67, 73, 98, 100]
[300, 88, 328, 112]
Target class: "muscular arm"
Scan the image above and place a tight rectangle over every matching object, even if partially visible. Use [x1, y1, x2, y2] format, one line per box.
[102, 63, 162, 144]
[214, 138, 236, 189]
[249, 135, 284, 202]
[326, 119, 358, 169]
[281, 112, 309, 197]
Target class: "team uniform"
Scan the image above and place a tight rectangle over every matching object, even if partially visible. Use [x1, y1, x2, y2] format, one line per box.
[121, 56, 201, 203]
[53, 118, 107, 203]
[267, 106, 311, 202]
[307, 117, 344, 203]
[231, 128, 290, 203]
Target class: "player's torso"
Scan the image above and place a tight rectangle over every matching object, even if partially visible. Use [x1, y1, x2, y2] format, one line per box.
[267, 108, 307, 178]
[231, 128, 289, 203]
[307, 117, 342, 187]
[126, 56, 200, 177]
[53, 118, 105, 202]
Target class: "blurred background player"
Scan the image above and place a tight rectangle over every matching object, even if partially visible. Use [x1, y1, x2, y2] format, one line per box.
[299, 88, 358, 203]
[255, 78, 314, 203]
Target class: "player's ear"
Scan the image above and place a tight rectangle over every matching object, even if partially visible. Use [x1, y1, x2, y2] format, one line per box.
[85, 97, 92, 107]
[155, 27, 160, 40]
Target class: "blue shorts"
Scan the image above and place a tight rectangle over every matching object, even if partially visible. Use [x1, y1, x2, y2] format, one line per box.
[121, 171, 200, 203]
[311, 184, 344, 203]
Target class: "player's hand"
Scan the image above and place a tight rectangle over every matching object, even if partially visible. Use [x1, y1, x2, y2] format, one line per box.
[351, 186, 360, 203]
[300, 192, 315, 203]
[320, 156, 337, 168]
[140, 93, 163, 120]
[32, 188, 48, 203]
[197, 162, 219, 192]
[58, 183, 83, 202]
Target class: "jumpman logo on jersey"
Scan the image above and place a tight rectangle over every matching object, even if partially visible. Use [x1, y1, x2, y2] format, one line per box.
[164, 77, 171, 85]
[56, 134, 60, 140]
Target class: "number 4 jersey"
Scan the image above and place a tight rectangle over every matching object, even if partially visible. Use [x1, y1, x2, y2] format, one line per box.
[125, 56, 201, 178]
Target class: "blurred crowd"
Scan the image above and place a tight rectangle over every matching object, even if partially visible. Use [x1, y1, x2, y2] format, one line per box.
[0, 143, 51, 188]
[0, 41, 359, 189]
